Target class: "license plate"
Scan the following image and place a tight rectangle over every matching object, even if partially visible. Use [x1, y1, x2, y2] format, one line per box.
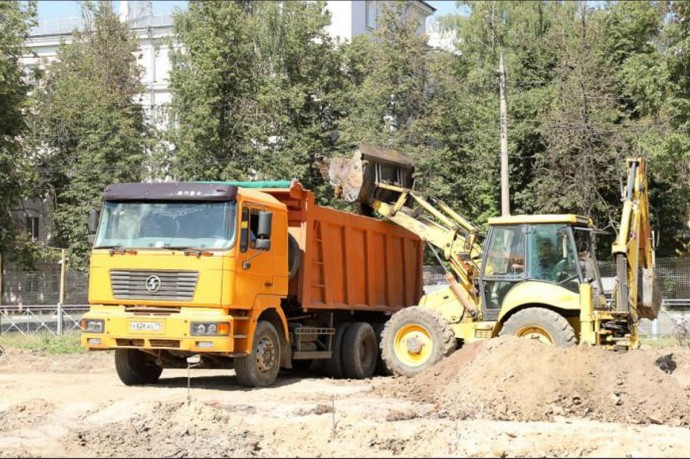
[129, 321, 163, 332]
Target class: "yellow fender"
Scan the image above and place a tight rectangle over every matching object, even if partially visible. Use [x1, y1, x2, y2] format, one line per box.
[497, 281, 581, 324]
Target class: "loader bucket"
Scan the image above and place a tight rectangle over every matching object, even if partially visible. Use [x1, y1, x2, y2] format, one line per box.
[638, 267, 662, 320]
[316, 143, 416, 206]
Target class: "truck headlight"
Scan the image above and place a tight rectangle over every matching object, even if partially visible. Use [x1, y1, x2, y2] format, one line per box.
[81, 319, 104, 333]
[191, 322, 230, 336]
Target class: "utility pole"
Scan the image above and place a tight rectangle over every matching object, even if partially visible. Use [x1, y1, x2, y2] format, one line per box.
[499, 48, 510, 216]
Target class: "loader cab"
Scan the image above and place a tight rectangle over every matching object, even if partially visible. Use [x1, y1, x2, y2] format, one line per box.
[479, 215, 598, 321]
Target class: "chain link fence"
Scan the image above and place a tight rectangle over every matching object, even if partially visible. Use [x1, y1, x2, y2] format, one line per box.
[1, 260, 88, 336]
[2, 257, 690, 338]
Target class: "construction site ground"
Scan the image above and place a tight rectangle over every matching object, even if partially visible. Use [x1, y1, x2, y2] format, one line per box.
[1, 336, 690, 458]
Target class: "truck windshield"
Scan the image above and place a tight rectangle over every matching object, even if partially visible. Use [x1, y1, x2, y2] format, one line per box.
[94, 201, 237, 250]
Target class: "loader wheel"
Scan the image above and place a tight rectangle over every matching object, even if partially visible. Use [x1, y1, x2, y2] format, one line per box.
[114, 349, 162, 386]
[373, 323, 392, 376]
[325, 322, 350, 379]
[342, 322, 377, 379]
[235, 321, 281, 388]
[381, 307, 456, 377]
[499, 307, 576, 347]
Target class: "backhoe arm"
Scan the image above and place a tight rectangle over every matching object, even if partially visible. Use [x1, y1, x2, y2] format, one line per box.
[611, 158, 661, 320]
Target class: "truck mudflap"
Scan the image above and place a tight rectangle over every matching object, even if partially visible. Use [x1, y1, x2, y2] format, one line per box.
[80, 306, 240, 354]
[317, 142, 416, 207]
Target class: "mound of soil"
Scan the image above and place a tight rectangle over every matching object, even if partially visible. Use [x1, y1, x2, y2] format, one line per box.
[68, 401, 271, 458]
[381, 336, 690, 426]
[0, 399, 55, 432]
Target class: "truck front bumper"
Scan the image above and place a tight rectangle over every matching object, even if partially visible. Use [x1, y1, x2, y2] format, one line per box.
[80, 305, 242, 354]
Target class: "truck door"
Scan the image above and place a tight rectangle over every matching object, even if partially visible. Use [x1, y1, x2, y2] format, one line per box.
[479, 225, 526, 321]
[236, 205, 276, 307]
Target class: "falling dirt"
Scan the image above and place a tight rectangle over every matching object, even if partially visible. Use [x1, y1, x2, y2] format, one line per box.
[2, 340, 690, 457]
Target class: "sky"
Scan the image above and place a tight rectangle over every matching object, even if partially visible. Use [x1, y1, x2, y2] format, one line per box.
[36, 1, 464, 22]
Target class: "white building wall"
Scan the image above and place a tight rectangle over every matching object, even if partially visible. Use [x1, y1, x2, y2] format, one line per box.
[323, 1, 353, 43]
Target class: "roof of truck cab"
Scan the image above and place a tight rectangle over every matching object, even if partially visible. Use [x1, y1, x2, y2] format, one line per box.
[488, 214, 594, 227]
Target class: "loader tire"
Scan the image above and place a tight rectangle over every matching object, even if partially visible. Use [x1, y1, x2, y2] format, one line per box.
[373, 322, 393, 376]
[381, 307, 456, 377]
[235, 321, 281, 388]
[342, 322, 377, 379]
[499, 307, 577, 347]
[114, 349, 162, 386]
[325, 322, 350, 379]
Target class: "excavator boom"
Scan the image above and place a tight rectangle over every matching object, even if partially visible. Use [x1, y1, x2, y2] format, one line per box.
[611, 158, 661, 320]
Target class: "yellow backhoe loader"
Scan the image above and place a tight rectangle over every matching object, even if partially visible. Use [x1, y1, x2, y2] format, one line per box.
[319, 144, 661, 376]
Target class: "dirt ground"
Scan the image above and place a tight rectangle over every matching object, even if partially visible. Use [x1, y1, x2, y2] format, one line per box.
[1, 337, 690, 458]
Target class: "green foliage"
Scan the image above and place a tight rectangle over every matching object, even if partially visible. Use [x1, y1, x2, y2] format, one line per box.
[30, 1, 150, 268]
[169, 0, 343, 189]
[0, 331, 85, 355]
[0, 1, 36, 261]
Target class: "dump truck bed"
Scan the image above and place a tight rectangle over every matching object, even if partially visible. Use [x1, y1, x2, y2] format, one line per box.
[264, 181, 424, 313]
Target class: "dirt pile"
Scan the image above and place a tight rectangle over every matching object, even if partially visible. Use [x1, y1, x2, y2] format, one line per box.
[67, 401, 271, 458]
[382, 336, 690, 425]
[0, 399, 55, 432]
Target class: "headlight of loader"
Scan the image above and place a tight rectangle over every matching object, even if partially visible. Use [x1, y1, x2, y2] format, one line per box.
[190, 322, 230, 336]
[80, 319, 104, 334]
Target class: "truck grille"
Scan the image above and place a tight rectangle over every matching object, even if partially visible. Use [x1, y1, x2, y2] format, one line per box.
[110, 270, 199, 301]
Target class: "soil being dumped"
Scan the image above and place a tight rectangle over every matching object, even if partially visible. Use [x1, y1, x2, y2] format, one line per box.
[382, 336, 690, 425]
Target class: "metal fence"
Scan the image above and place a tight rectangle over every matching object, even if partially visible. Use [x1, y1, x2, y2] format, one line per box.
[2, 257, 690, 338]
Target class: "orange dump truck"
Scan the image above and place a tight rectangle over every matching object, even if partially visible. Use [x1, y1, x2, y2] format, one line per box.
[80, 179, 423, 387]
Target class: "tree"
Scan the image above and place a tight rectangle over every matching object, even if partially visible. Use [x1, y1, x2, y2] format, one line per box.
[0, 1, 36, 261]
[31, 1, 149, 267]
[169, 0, 343, 188]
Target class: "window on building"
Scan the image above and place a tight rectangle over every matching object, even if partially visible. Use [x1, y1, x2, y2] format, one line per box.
[365, 0, 378, 30]
[26, 216, 39, 241]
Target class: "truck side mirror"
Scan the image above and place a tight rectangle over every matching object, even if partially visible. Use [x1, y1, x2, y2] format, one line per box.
[257, 211, 272, 238]
[88, 209, 100, 234]
[255, 211, 272, 251]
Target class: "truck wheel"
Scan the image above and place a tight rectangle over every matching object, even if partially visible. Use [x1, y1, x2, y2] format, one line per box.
[381, 307, 455, 377]
[373, 323, 392, 376]
[114, 349, 162, 386]
[342, 322, 377, 379]
[325, 323, 349, 379]
[499, 307, 576, 347]
[235, 321, 281, 388]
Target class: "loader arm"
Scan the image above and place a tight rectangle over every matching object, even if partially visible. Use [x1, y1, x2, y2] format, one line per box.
[611, 158, 661, 320]
[316, 144, 483, 316]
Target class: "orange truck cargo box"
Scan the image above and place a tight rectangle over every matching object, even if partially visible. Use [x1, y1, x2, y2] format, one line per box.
[264, 182, 424, 313]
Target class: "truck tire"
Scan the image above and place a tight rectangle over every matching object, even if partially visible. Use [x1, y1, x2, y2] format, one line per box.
[342, 322, 377, 379]
[325, 323, 350, 379]
[235, 321, 281, 388]
[499, 307, 577, 347]
[288, 233, 301, 281]
[373, 322, 392, 376]
[114, 349, 163, 386]
[381, 307, 455, 377]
